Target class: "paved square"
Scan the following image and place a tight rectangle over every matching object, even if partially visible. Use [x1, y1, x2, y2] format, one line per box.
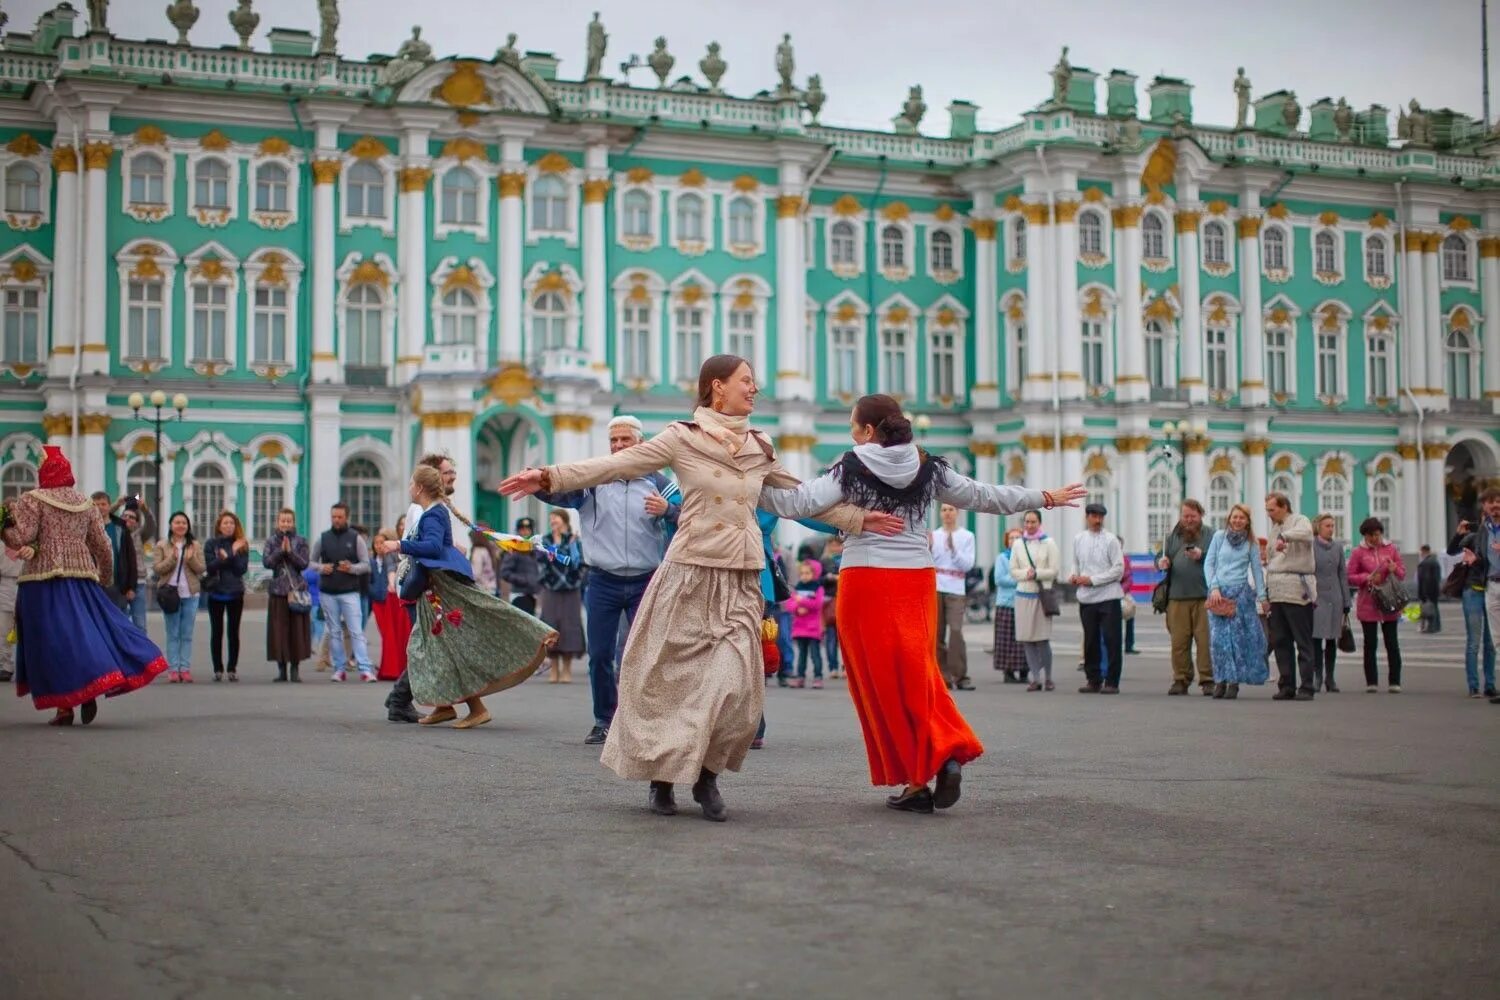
[1, 612, 1494, 998]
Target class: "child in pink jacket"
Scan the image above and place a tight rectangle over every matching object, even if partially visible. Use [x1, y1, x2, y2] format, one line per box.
[785, 560, 827, 688]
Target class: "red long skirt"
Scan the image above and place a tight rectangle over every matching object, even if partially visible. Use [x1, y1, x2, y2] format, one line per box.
[837, 567, 984, 787]
[372, 593, 412, 681]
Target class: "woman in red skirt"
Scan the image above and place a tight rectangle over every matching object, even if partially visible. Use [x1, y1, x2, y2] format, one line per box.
[762, 395, 1083, 812]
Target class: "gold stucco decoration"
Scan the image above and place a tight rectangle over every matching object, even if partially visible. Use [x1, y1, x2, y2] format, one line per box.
[732, 174, 760, 192]
[832, 194, 862, 216]
[679, 167, 707, 188]
[259, 136, 292, 156]
[349, 259, 389, 288]
[5, 134, 42, 157]
[443, 137, 489, 162]
[1142, 139, 1176, 197]
[200, 129, 232, 151]
[881, 201, 911, 222]
[441, 265, 481, 296]
[536, 151, 572, 174]
[349, 136, 391, 161]
[433, 62, 494, 108]
[626, 166, 654, 184]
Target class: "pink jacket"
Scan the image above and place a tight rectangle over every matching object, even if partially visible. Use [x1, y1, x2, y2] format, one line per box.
[785, 587, 826, 640]
[1345, 541, 1405, 623]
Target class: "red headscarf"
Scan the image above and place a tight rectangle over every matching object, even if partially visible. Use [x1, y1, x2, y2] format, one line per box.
[37, 445, 75, 489]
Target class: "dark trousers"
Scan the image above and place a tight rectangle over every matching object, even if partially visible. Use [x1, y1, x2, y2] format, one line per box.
[795, 637, 824, 678]
[584, 569, 653, 728]
[1361, 619, 1403, 686]
[512, 593, 537, 617]
[387, 601, 420, 710]
[207, 595, 244, 673]
[1080, 599, 1123, 687]
[1313, 639, 1338, 688]
[103, 584, 129, 612]
[1268, 602, 1316, 693]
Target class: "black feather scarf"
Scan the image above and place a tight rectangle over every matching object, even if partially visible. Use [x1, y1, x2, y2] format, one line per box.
[831, 450, 949, 524]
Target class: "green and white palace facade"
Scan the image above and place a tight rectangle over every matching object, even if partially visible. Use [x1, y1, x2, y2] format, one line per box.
[0, 4, 1496, 564]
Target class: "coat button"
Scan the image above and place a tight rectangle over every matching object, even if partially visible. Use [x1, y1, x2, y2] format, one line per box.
[715, 522, 724, 530]
[714, 496, 723, 504]
[714, 470, 722, 478]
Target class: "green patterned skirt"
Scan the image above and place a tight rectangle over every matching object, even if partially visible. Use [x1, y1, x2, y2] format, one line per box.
[407, 571, 557, 707]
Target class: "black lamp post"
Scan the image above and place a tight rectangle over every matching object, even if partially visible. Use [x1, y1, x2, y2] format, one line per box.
[128, 389, 187, 535]
[1160, 418, 1208, 499]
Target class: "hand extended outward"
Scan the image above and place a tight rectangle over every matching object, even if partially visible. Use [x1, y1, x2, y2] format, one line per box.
[1043, 483, 1088, 509]
[498, 469, 546, 499]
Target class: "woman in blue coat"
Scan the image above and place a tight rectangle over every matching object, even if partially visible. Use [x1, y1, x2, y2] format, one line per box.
[377, 465, 556, 729]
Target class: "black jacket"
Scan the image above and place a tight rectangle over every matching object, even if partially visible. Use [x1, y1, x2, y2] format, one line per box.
[204, 536, 251, 596]
[105, 516, 138, 594]
[1447, 530, 1491, 592]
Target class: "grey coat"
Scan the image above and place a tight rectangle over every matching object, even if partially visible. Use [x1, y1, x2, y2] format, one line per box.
[1311, 538, 1350, 640]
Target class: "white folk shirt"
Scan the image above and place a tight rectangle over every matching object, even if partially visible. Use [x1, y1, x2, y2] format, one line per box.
[930, 527, 976, 597]
[1072, 528, 1125, 604]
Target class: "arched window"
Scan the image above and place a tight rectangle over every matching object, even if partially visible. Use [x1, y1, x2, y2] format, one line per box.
[531, 175, 569, 233]
[1316, 326, 1341, 397]
[4, 164, 41, 213]
[0, 462, 36, 501]
[881, 225, 906, 270]
[1012, 217, 1027, 263]
[1442, 234, 1472, 282]
[929, 323, 957, 399]
[129, 153, 166, 206]
[188, 461, 228, 536]
[531, 291, 568, 352]
[1269, 472, 1300, 512]
[727, 306, 756, 362]
[1202, 221, 1228, 266]
[1265, 325, 1291, 395]
[1078, 210, 1104, 256]
[1205, 325, 1231, 393]
[930, 229, 955, 272]
[1366, 331, 1393, 401]
[194, 159, 230, 209]
[1318, 475, 1349, 543]
[1144, 319, 1166, 388]
[1142, 213, 1167, 260]
[830, 220, 857, 267]
[340, 457, 383, 535]
[673, 301, 705, 382]
[1207, 474, 1237, 523]
[830, 319, 861, 396]
[255, 163, 289, 213]
[2, 284, 43, 364]
[1081, 319, 1106, 388]
[250, 464, 286, 540]
[251, 286, 289, 365]
[125, 278, 165, 363]
[1365, 235, 1388, 279]
[1369, 475, 1395, 537]
[727, 196, 756, 246]
[1263, 227, 1287, 271]
[620, 298, 651, 380]
[622, 190, 652, 238]
[1085, 473, 1110, 511]
[675, 192, 705, 242]
[1446, 327, 1478, 399]
[189, 282, 229, 364]
[1314, 231, 1338, 274]
[437, 288, 478, 345]
[1147, 470, 1180, 548]
[440, 168, 479, 225]
[879, 325, 910, 395]
[345, 284, 384, 368]
[347, 162, 386, 220]
[126, 459, 157, 517]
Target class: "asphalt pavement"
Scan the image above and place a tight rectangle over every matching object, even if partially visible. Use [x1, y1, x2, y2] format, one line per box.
[0, 610, 1494, 999]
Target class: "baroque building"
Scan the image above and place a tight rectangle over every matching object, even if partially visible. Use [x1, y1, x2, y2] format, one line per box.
[0, 4, 1496, 568]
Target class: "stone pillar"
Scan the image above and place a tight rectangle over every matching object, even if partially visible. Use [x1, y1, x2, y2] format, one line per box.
[1176, 207, 1205, 403]
[1022, 202, 1052, 403]
[775, 161, 811, 400]
[420, 410, 477, 526]
[971, 217, 1000, 409]
[774, 433, 817, 555]
[1402, 231, 1429, 397]
[1397, 441, 1421, 552]
[1423, 441, 1449, 546]
[1059, 431, 1086, 570]
[552, 413, 595, 471]
[1053, 198, 1084, 400]
[1482, 237, 1500, 412]
[582, 141, 611, 390]
[1185, 434, 1209, 504]
[48, 145, 79, 372]
[308, 393, 342, 529]
[1242, 432, 1270, 536]
[1116, 434, 1151, 553]
[1112, 203, 1146, 400]
[497, 135, 527, 367]
[397, 162, 432, 383]
[1421, 234, 1447, 409]
[310, 156, 341, 383]
[81, 140, 112, 374]
[971, 441, 1000, 564]
[77, 410, 109, 496]
[1237, 216, 1267, 406]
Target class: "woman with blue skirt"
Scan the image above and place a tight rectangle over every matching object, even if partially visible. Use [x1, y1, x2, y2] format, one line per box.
[1203, 502, 1268, 700]
[2, 447, 166, 725]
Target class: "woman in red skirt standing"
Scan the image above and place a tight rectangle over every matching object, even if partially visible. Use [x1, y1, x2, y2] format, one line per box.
[762, 395, 1084, 812]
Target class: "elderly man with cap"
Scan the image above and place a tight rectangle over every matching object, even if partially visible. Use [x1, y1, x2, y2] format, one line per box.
[1071, 502, 1126, 693]
[536, 415, 681, 744]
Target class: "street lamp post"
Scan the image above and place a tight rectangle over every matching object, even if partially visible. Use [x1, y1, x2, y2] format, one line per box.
[1160, 418, 1208, 499]
[128, 389, 187, 537]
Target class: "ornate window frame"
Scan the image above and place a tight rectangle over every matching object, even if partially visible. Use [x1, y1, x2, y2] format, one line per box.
[1361, 302, 1399, 405]
[1310, 300, 1351, 406]
[1076, 206, 1111, 269]
[428, 256, 494, 360]
[1362, 229, 1393, 289]
[1001, 289, 1028, 395]
[249, 154, 299, 230]
[1005, 211, 1027, 273]
[825, 206, 865, 279]
[116, 239, 178, 373]
[185, 147, 238, 229]
[432, 145, 495, 243]
[182, 241, 240, 376]
[1266, 451, 1307, 512]
[1202, 293, 1240, 402]
[721, 192, 765, 259]
[615, 174, 661, 252]
[1199, 214, 1234, 277]
[1363, 452, 1401, 539]
[1142, 290, 1181, 391]
[1140, 207, 1173, 272]
[179, 430, 242, 533]
[719, 273, 771, 376]
[1204, 449, 1244, 524]
[612, 269, 665, 389]
[339, 440, 401, 537]
[877, 217, 914, 282]
[668, 185, 712, 256]
[667, 270, 716, 389]
[122, 142, 175, 223]
[525, 152, 580, 247]
[240, 431, 303, 542]
[336, 252, 398, 376]
[1315, 453, 1354, 544]
[0, 245, 51, 375]
[1078, 282, 1117, 397]
[523, 262, 583, 359]
[339, 137, 398, 236]
[1, 135, 51, 232]
[1262, 294, 1301, 404]
[875, 293, 919, 399]
[1144, 459, 1183, 548]
[924, 295, 968, 405]
[1311, 225, 1344, 286]
[242, 247, 304, 377]
[824, 291, 869, 403]
[1261, 222, 1293, 283]
[1444, 305, 1483, 400]
[926, 221, 964, 283]
[1441, 230, 1478, 289]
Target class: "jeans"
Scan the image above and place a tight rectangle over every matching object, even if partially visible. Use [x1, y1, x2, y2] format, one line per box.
[776, 608, 794, 676]
[823, 624, 840, 672]
[1268, 602, 1316, 693]
[1461, 588, 1495, 693]
[207, 595, 244, 674]
[795, 637, 824, 679]
[128, 584, 148, 630]
[1080, 599, 1122, 687]
[1361, 619, 1402, 687]
[319, 591, 372, 674]
[583, 569, 653, 728]
[163, 595, 200, 674]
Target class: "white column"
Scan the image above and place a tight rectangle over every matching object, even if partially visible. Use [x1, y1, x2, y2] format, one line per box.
[1053, 198, 1083, 400]
[1059, 432, 1085, 570]
[1113, 204, 1146, 400]
[1122, 440, 1149, 552]
[77, 400, 108, 496]
[1185, 441, 1208, 503]
[1483, 238, 1500, 410]
[775, 161, 811, 400]
[972, 446, 1000, 564]
[582, 142, 610, 390]
[81, 139, 111, 374]
[1423, 442, 1448, 546]
[1398, 443, 1421, 551]
[309, 395, 342, 528]
[396, 159, 430, 383]
[1238, 216, 1267, 406]
[1244, 437, 1269, 538]
[1177, 208, 1206, 402]
[1022, 205, 1052, 403]
[497, 135, 526, 367]
[1422, 236, 1447, 409]
[48, 146, 79, 371]
[310, 153, 340, 383]
[1402, 233, 1428, 397]
[971, 219, 999, 408]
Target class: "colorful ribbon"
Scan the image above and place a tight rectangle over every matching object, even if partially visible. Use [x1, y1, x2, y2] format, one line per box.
[474, 528, 577, 566]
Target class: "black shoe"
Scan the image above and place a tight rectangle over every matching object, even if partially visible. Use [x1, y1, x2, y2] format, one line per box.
[274, 664, 288, 683]
[1200, 682, 1216, 696]
[1325, 680, 1340, 693]
[387, 703, 420, 723]
[932, 759, 962, 809]
[80, 699, 97, 726]
[691, 769, 727, 822]
[777, 674, 790, 688]
[1125, 648, 1140, 655]
[1272, 689, 1297, 701]
[1491, 695, 1500, 704]
[886, 787, 934, 813]
[289, 666, 301, 683]
[1295, 690, 1316, 701]
[0, 669, 11, 682]
[956, 679, 975, 691]
[1485, 688, 1497, 698]
[1079, 683, 1101, 694]
[1100, 685, 1120, 694]
[649, 781, 677, 816]
[1002, 672, 1020, 684]
[1226, 684, 1239, 699]
[584, 725, 609, 745]
[1212, 682, 1227, 699]
[1168, 681, 1189, 696]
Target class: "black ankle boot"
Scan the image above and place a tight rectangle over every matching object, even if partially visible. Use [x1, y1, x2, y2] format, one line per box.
[648, 781, 676, 816]
[273, 663, 288, 683]
[289, 664, 301, 683]
[691, 768, 726, 822]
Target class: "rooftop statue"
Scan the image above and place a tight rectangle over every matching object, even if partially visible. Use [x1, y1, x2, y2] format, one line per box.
[901, 85, 927, 129]
[377, 26, 434, 88]
[648, 37, 674, 87]
[317, 0, 338, 57]
[776, 34, 795, 96]
[228, 0, 259, 51]
[497, 33, 520, 67]
[1233, 67, 1251, 129]
[585, 12, 607, 79]
[166, 0, 200, 47]
[1051, 46, 1071, 107]
[700, 41, 727, 93]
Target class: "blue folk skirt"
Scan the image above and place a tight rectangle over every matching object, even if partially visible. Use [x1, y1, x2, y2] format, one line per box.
[1207, 584, 1269, 686]
[14, 578, 167, 710]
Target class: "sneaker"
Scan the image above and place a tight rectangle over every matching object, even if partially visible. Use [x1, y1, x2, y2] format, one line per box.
[1099, 684, 1120, 694]
[749, 738, 764, 750]
[956, 679, 976, 691]
[360, 672, 378, 683]
[583, 725, 608, 745]
[1485, 688, 1497, 698]
[1294, 690, 1315, 701]
[331, 671, 347, 683]
[1366, 685, 1378, 693]
[1026, 682, 1042, 692]
[1468, 691, 1482, 699]
[1079, 683, 1101, 694]
[1387, 685, 1401, 694]
[811, 679, 824, 690]
[1044, 681, 1055, 692]
[791, 678, 805, 689]
[180, 670, 193, 683]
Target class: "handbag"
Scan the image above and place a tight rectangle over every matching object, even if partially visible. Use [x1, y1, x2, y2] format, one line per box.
[156, 552, 183, 613]
[1338, 614, 1356, 653]
[769, 555, 792, 603]
[1151, 538, 1173, 614]
[1021, 538, 1060, 617]
[1370, 572, 1408, 616]
[1440, 562, 1468, 600]
[282, 566, 312, 614]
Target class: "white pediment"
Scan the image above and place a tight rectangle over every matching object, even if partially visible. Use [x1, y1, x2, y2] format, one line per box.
[395, 60, 554, 116]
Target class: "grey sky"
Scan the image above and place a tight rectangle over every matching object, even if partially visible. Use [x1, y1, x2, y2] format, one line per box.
[14, 0, 1487, 135]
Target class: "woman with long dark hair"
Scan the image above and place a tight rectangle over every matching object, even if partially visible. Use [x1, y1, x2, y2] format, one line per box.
[154, 510, 207, 683]
[538, 510, 585, 683]
[204, 510, 250, 682]
[501, 356, 901, 821]
[263, 507, 312, 682]
[760, 394, 1084, 812]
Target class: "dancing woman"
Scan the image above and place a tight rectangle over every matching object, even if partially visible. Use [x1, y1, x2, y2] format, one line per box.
[760, 394, 1084, 812]
[501, 356, 902, 821]
[1, 447, 166, 724]
[377, 465, 556, 729]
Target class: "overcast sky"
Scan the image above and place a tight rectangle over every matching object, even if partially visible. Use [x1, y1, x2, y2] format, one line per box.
[13, 0, 1486, 135]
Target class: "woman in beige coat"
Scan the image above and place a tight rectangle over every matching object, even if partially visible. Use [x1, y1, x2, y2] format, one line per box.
[502, 355, 901, 821]
[154, 511, 207, 682]
[1009, 509, 1060, 691]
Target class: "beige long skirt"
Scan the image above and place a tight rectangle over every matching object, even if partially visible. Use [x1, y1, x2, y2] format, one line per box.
[600, 561, 764, 786]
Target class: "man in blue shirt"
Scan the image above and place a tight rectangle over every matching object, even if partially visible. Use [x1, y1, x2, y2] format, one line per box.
[537, 416, 680, 744]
